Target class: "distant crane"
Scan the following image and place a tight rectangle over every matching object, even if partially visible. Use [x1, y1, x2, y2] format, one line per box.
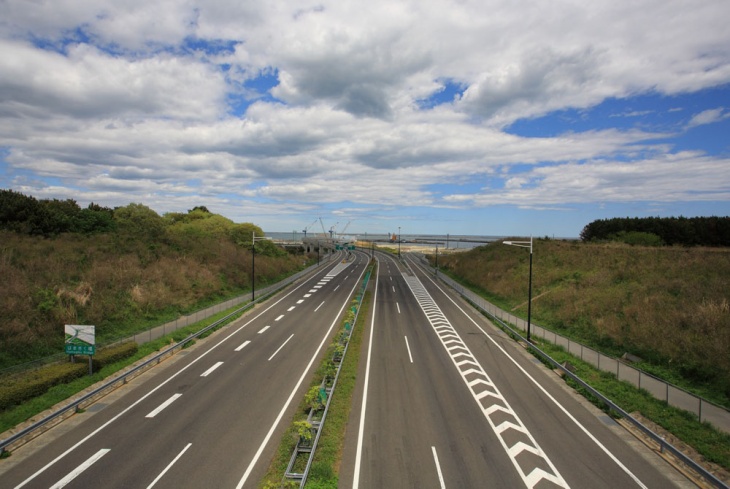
[329, 222, 339, 240]
[302, 219, 318, 238]
[337, 220, 352, 240]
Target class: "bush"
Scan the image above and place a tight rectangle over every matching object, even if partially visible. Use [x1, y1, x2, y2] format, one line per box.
[0, 342, 138, 411]
[0, 362, 87, 411]
[610, 231, 664, 247]
[91, 342, 138, 370]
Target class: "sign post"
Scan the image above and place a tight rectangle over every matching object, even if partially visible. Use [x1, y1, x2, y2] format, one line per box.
[65, 325, 96, 374]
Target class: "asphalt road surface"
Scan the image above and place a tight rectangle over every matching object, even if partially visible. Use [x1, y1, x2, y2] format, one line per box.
[339, 251, 695, 489]
[0, 249, 698, 488]
[1, 250, 369, 489]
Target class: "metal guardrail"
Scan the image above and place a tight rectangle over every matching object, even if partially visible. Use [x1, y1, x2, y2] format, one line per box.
[285, 255, 372, 487]
[0, 254, 335, 455]
[430, 265, 730, 435]
[0, 255, 334, 377]
[409, 255, 729, 489]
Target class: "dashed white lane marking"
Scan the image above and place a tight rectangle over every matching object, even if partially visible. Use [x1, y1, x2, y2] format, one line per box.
[50, 448, 110, 489]
[297, 299, 304, 304]
[275, 314, 284, 321]
[235, 340, 251, 351]
[432, 446, 446, 489]
[258, 326, 270, 334]
[397, 302, 401, 314]
[200, 361, 224, 377]
[145, 393, 183, 419]
[304, 294, 312, 298]
[404, 336, 414, 363]
[404, 275, 569, 489]
[146, 443, 192, 489]
[268, 334, 294, 361]
[288, 306, 295, 311]
[315, 301, 325, 312]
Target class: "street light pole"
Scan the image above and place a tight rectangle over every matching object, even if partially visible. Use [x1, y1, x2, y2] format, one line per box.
[252, 232, 267, 301]
[435, 243, 439, 276]
[398, 226, 401, 258]
[503, 237, 533, 343]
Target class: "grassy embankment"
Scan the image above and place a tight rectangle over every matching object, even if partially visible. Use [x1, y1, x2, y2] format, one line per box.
[434, 239, 730, 472]
[0, 303, 248, 436]
[0, 228, 312, 370]
[435, 239, 730, 408]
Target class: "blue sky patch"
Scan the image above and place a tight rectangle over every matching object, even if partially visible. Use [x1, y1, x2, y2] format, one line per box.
[505, 85, 730, 157]
[418, 79, 466, 109]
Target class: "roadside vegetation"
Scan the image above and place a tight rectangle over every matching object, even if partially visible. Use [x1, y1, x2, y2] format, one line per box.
[260, 280, 372, 489]
[0, 303, 248, 435]
[0, 189, 314, 370]
[537, 340, 730, 472]
[434, 238, 730, 409]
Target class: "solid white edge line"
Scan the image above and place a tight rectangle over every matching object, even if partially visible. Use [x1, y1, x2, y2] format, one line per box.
[146, 443, 192, 489]
[315, 301, 325, 312]
[13, 260, 341, 489]
[235, 255, 369, 489]
[404, 336, 414, 363]
[268, 334, 294, 361]
[50, 448, 110, 489]
[200, 361, 224, 377]
[235, 340, 251, 351]
[352, 257, 380, 489]
[432, 446, 447, 489]
[417, 261, 649, 489]
[145, 393, 183, 418]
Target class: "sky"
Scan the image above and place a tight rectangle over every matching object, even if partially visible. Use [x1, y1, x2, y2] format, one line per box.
[1, 1, 729, 238]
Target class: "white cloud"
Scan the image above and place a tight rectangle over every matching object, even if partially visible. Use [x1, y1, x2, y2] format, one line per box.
[1, 0, 729, 233]
[687, 108, 730, 128]
[0, 39, 226, 121]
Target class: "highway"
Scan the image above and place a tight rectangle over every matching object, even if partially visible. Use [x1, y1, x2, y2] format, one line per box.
[0, 249, 698, 488]
[1, 251, 369, 489]
[340, 251, 694, 488]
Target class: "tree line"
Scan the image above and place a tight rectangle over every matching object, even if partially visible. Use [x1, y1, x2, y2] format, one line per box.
[0, 189, 281, 253]
[580, 216, 730, 246]
[0, 189, 115, 236]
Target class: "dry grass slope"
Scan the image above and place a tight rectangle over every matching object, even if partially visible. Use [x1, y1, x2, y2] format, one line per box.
[0, 230, 309, 369]
[437, 239, 730, 405]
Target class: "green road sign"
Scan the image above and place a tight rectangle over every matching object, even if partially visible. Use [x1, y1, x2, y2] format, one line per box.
[65, 325, 96, 355]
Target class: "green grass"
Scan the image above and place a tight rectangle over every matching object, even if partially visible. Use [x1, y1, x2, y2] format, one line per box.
[434, 241, 730, 410]
[259, 278, 372, 488]
[0, 304, 249, 437]
[532, 339, 730, 471]
[304, 290, 369, 488]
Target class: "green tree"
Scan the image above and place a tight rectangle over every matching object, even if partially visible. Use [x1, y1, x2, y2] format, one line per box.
[113, 203, 165, 239]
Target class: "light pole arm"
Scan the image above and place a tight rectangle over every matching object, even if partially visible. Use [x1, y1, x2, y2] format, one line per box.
[503, 236, 533, 343]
